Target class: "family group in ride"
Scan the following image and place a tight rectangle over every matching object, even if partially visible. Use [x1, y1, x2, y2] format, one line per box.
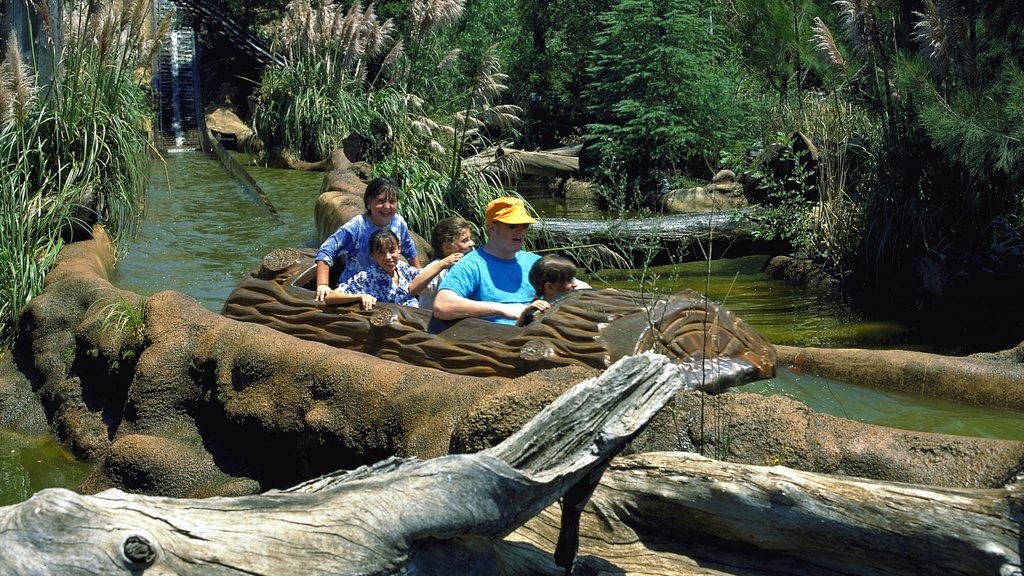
[312, 176, 588, 327]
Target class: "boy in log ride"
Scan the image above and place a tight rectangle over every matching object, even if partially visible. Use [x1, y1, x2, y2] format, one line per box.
[516, 253, 589, 326]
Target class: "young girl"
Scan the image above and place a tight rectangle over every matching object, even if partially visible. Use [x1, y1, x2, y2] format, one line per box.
[325, 229, 433, 309]
[314, 176, 422, 302]
[516, 254, 589, 326]
[416, 216, 475, 310]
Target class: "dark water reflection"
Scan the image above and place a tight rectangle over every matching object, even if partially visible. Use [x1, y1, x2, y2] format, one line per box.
[3, 154, 1023, 503]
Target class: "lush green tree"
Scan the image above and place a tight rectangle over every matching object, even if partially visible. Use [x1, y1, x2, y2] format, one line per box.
[726, 0, 831, 100]
[511, 0, 610, 147]
[583, 0, 755, 186]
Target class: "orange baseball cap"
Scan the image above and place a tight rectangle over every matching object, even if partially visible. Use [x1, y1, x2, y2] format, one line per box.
[485, 197, 537, 225]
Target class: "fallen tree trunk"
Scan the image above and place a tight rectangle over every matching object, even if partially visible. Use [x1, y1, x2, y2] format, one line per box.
[777, 344, 1024, 411]
[0, 353, 758, 575]
[463, 146, 580, 179]
[512, 452, 1024, 576]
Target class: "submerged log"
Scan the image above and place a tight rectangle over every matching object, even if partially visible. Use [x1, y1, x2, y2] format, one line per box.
[0, 353, 759, 575]
[777, 344, 1024, 411]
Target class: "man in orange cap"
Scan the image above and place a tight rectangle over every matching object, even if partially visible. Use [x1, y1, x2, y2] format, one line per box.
[431, 197, 541, 325]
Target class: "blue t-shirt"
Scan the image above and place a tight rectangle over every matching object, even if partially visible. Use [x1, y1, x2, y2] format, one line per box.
[315, 213, 418, 283]
[338, 261, 420, 307]
[437, 248, 540, 324]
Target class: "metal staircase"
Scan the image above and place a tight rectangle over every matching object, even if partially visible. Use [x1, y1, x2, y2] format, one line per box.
[151, 0, 281, 152]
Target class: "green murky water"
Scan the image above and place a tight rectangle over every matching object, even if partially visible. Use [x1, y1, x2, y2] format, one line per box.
[0, 430, 93, 506]
[588, 256, 913, 350]
[4, 151, 1023, 503]
[748, 369, 1024, 441]
[114, 151, 324, 311]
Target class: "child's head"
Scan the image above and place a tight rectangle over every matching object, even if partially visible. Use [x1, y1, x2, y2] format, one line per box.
[364, 177, 401, 226]
[431, 216, 475, 257]
[529, 254, 578, 301]
[369, 228, 401, 271]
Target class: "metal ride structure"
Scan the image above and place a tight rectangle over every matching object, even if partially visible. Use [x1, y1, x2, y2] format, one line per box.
[150, 0, 281, 152]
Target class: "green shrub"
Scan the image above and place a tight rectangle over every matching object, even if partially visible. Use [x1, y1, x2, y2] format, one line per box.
[583, 0, 757, 185]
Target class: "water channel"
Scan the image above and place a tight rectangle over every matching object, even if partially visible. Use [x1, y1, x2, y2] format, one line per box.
[3, 150, 1024, 505]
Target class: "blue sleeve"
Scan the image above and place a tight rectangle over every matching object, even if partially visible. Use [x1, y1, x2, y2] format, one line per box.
[316, 221, 357, 267]
[338, 271, 370, 295]
[397, 261, 421, 283]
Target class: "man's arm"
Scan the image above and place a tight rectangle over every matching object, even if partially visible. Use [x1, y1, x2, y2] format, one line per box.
[432, 289, 526, 321]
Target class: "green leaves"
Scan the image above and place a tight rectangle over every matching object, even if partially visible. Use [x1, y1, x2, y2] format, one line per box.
[0, 1, 152, 348]
[583, 0, 754, 182]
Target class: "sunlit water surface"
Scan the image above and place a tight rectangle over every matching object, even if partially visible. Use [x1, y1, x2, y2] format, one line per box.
[114, 151, 324, 311]
[4, 152, 1023, 503]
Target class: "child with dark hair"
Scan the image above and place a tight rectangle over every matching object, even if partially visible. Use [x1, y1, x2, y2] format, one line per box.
[325, 229, 432, 310]
[516, 254, 588, 326]
[314, 176, 421, 302]
[417, 216, 475, 310]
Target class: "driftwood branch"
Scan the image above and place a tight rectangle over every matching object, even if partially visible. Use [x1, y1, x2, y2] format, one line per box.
[0, 353, 745, 575]
[513, 452, 1024, 575]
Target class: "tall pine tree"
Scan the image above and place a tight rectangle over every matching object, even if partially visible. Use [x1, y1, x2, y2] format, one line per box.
[583, 0, 752, 184]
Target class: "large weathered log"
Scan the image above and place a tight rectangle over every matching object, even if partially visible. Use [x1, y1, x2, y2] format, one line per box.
[513, 452, 1024, 576]
[463, 146, 580, 179]
[0, 353, 758, 575]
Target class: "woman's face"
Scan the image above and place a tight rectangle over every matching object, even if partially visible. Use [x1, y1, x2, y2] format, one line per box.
[372, 243, 401, 274]
[367, 192, 397, 227]
[443, 228, 475, 256]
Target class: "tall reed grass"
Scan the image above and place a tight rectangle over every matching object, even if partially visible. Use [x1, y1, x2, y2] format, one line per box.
[252, 0, 524, 237]
[0, 0, 165, 347]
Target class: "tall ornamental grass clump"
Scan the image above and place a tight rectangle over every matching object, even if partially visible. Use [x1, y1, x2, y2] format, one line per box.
[0, 0, 166, 348]
[252, 0, 524, 237]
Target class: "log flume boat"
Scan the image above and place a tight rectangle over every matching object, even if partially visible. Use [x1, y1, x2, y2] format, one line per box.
[222, 248, 776, 382]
